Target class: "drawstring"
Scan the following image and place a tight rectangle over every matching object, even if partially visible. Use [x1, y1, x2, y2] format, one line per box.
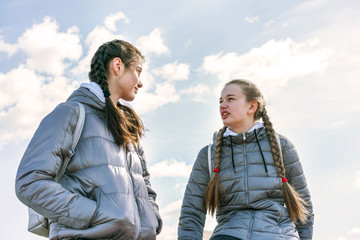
[229, 136, 236, 173]
[254, 129, 268, 173]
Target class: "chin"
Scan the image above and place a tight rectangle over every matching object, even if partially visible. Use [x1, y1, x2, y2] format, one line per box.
[222, 119, 231, 126]
[123, 95, 136, 102]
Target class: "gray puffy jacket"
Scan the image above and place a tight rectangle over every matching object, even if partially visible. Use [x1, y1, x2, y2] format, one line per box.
[15, 87, 162, 240]
[178, 128, 313, 240]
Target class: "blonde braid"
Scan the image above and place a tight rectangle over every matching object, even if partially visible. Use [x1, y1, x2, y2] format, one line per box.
[262, 109, 284, 178]
[262, 109, 309, 223]
[204, 126, 227, 215]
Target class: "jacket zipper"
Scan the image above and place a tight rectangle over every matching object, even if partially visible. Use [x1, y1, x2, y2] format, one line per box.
[243, 134, 249, 207]
[246, 210, 255, 240]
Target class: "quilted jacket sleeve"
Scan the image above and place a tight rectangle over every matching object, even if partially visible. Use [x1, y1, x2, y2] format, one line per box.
[15, 102, 97, 229]
[280, 135, 314, 240]
[178, 146, 210, 240]
[137, 145, 163, 235]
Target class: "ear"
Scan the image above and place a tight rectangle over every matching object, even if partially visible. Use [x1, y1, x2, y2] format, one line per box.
[111, 57, 124, 75]
[248, 100, 258, 114]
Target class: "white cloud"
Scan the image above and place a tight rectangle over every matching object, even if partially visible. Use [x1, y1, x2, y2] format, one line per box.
[296, 0, 327, 11]
[138, 61, 155, 92]
[148, 159, 192, 178]
[132, 82, 180, 114]
[325, 119, 347, 129]
[17, 16, 82, 76]
[180, 84, 210, 102]
[245, 16, 259, 23]
[201, 38, 333, 97]
[349, 227, 360, 235]
[136, 28, 169, 56]
[357, 172, 360, 190]
[160, 200, 182, 220]
[265, 20, 275, 26]
[336, 227, 360, 240]
[0, 65, 78, 149]
[157, 223, 178, 240]
[71, 25, 126, 76]
[104, 12, 130, 31]
[152, 61, 190, 81]
[0, 37, 17, 56]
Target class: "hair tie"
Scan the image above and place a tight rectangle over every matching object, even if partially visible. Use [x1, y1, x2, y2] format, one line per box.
[103, 90, 111, 98]
[282, 177, 288, 183]
[213, 168, 219, 173]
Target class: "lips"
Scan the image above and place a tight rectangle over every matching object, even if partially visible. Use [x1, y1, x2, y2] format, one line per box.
[221, 110, 229, 119]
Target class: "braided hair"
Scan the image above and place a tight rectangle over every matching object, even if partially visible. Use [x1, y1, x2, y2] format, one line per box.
[204, 79, 309, 223]
[88, 40, 145, 147]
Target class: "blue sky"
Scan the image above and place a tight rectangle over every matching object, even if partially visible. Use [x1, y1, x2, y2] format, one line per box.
[1, 0, 360, 239]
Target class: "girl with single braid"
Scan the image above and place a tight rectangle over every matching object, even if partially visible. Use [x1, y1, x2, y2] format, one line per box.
[178, 79, 313, 240]
[16, 40, 162, 239]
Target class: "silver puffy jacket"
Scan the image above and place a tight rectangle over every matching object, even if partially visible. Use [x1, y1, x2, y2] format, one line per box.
[15, 87, 162, 240]
[178, 128, 313, 240]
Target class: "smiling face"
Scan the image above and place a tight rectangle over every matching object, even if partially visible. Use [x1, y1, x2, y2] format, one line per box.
[219, 83, 257, 134]
[108, 57, 143, 102]
[117, 61, 143, 101]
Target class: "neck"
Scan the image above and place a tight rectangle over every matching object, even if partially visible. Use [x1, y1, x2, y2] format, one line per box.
[108, 80, 121, 105]
[109, 94, 120, 106]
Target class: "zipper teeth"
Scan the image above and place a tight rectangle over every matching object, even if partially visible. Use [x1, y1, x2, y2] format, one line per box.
[247, 211, 255, 240]
[243, 134, 249, 207]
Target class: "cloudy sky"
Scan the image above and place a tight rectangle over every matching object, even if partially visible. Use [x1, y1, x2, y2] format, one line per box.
[1, 0, 360, 239]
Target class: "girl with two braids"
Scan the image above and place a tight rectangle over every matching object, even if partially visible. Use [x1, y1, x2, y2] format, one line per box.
[178, 79, 313, 240]
[16, 40, 162, 239]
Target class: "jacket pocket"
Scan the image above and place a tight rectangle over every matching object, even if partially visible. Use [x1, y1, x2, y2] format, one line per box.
[90, 187, 135, 238]
[136, 197, 158, 239]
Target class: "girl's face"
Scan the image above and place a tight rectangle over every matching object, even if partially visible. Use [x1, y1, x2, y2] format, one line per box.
[219, 84, 255, 132]
[116, 60, 143, 102]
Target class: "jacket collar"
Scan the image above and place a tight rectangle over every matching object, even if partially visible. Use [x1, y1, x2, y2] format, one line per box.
[222, 126, 267, 145]
[223, 122, 264, 137]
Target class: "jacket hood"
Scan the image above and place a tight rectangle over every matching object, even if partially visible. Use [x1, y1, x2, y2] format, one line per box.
[66, 87, 105, 111]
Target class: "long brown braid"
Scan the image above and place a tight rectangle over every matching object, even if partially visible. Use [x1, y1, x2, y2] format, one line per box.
[204, 125, 227, 215]
[88, 40, 145, 147]
[204, 79, 309, 222]
[262, 108, 309, 223]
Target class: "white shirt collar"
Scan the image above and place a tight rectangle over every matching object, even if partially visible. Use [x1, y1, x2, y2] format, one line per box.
[223, 122, 264, 137]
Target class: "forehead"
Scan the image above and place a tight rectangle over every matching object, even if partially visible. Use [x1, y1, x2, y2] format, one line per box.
[220, 83, 244, 97]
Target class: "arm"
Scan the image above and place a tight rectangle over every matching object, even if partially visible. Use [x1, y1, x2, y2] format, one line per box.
[178, 146, 210, 240]
[137, 145, 163, 234]
[280, 135, 314, 240]
[15, 102, 97, 229]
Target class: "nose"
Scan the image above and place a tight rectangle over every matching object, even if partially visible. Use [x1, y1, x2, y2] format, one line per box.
[219, 101, 227, 109]
[137, 81, 143, 88]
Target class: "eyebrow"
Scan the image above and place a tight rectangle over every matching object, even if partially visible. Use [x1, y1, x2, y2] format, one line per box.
[219, 94, 236, 100]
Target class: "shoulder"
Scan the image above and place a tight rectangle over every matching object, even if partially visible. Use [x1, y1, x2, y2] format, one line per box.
[277, 133, 296, 151]
[39, 102, 81, 131]
[197, 143, 212, 160]
[51, 101, 80, 116]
